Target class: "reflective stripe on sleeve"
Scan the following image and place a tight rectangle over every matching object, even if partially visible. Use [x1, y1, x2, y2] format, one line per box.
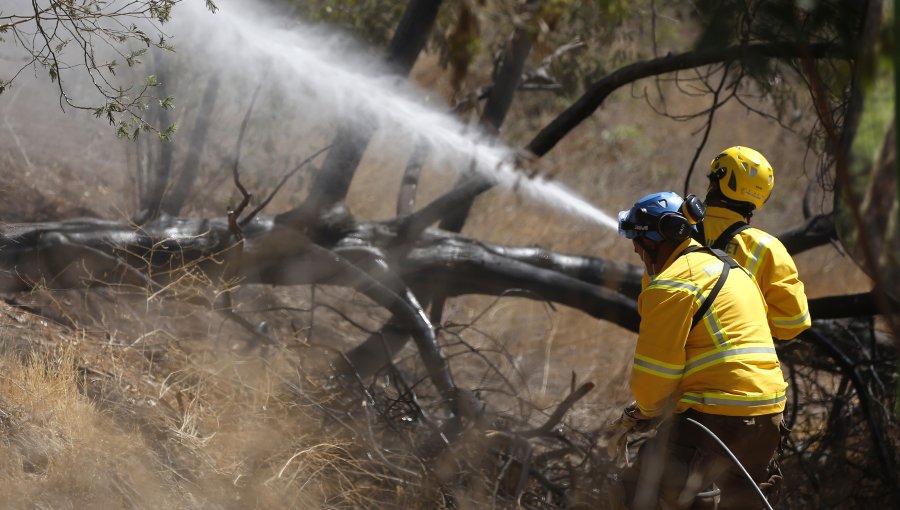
[772, 309, 811, 328]
[633, 354, 684, 379]
[745, 235, 772, 277]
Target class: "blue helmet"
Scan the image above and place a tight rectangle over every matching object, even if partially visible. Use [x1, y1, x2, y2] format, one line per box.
[618, 191, 705, 242]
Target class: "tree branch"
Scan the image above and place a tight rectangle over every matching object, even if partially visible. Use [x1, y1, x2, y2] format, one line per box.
[778, 213, 837, 254]
[526, 42, 845, 158]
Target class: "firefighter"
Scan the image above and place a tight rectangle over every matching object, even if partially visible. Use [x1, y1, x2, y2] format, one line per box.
[609, 191, 785, 509]
[698, 146, 811, 340]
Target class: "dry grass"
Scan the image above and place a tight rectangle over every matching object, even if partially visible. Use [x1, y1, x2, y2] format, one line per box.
[0, 290, 435, 509]
[0, 336, 170, 509]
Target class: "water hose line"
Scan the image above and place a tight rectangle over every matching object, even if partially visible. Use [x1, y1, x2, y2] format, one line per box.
[685, 417, 774, 510]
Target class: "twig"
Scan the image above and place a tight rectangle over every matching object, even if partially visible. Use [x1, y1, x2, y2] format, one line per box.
[519, 382, 595, 438]
[240, 144, 333, 227]
[683, 63, 730, 195]
[228, 83, 264, 237]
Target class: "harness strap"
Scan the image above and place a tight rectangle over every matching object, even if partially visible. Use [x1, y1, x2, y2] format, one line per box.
[711, 221, 750, 250]
[678, 246, 742, 331]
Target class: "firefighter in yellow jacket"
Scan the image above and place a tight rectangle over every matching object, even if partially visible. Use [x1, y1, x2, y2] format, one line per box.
[698, 146, 811, 340]
[610, 191, 785, 509]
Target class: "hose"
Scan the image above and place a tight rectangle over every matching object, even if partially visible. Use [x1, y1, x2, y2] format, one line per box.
[685, 417, 774, 510]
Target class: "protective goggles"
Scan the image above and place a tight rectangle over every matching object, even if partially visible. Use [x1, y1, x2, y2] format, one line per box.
[617, 210, 649, 239]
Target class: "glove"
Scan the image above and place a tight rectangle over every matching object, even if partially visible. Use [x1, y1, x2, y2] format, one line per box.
[606, 415, 636, 461]
[605, 403, 640, 461]
[605, 402, 663, 463]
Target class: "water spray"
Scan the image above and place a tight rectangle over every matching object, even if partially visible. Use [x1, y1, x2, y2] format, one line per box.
[174, 0, 619, 230]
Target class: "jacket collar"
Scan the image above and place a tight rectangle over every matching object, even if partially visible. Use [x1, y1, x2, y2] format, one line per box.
[705, 205, 747, 222]
[659, 238, 699, 274]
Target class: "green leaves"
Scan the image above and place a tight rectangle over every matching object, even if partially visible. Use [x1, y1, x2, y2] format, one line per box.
[159, 123, 178, 141]
[148, 0, 176, 23]
[0, 0, 192, 141]
[126, 49, 148, 67]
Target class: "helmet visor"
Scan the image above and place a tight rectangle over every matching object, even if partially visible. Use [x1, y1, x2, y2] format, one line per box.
[618, 210, 639, 239]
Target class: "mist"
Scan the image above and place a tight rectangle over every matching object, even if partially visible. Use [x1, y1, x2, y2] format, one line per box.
[0, 0, 618, 228]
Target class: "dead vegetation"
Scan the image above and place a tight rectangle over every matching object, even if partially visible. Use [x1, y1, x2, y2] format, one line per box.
[0, 266, 895, 509]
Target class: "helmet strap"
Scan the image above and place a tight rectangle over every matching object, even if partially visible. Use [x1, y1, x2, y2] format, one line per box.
[638, 237, 661, 271]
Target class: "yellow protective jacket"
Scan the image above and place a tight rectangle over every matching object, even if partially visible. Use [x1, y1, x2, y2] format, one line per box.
[701, 206, 811, 340]
[632, 239, 787, 417]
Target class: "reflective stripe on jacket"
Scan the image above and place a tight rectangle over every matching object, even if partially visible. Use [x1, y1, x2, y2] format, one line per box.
[632, 239, 787, 417]
[701, 206, 811, 340]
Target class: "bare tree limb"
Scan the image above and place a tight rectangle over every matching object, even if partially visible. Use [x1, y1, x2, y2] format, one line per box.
[778, 213, 837, 255]
[384, 0, 444, 75]
[683, 64, 731, 195]
[137, 49, 174, 221]
[241, 144, 331, 227]
[526, 42, 845, 158]
[396, 178, 495, 243]
[1, 216, 887, 334]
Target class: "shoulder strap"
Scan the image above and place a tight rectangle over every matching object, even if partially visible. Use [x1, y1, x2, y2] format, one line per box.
[678, 246, 741, 331]
[691, 262, 729, 330]
[711, 221, 750, 250]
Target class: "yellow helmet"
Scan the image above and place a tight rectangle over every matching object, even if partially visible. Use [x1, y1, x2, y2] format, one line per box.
[709, 146, 774, 210]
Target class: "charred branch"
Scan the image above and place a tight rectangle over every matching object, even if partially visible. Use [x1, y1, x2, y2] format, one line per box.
[466, 244, 643, 298]
[385, 0, 444, 75]
[290, 122, 375, 221]
[144, 58, 174, 220]
[519, 381, 594, 438]
[430, 13, 540, 326]
[778, 213, 837, 254]
[396, 178, 495, 244]
[343, 320, 417, 381]
[808, 292, 878, 320]
[317, 244, 464, 415]
[401, 237, 639, 330]
[480, 0, 539, 134]
[0, 217, 638, 324]
[0, 216, 886, 334]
